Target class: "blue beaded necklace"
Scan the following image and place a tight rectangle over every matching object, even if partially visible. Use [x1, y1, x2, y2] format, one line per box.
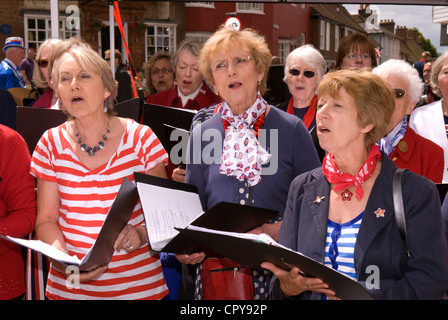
[75, 121, 110, 157]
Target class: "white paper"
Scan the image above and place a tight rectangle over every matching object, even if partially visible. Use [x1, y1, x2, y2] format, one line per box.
[136, 182, 204, 251]
[185, 225, 278, 245]
[3, 235, 82, 265]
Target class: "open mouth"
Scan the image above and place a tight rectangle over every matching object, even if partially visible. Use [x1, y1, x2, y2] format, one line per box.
[318, 125, 330, 133]
[72, 96, 84, 103]
[229, 82, 242, 89]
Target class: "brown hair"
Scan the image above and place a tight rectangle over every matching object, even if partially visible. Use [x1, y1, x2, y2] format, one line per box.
[144, 52, 173, 94]
[199, 25, 272, 95]
[335, 33, 377, 70]
[48, 37, 91, 83]
[318, 69, 395, 146]
[32, 38, 63, 88]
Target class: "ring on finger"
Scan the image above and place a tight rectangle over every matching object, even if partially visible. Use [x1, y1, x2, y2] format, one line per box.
[127, 243, 133, 250]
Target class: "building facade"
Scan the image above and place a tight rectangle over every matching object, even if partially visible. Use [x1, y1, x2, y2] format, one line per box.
[185, 2, 310, 64]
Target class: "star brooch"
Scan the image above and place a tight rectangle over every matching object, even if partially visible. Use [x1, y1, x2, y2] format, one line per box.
[374, 208, 385, 218]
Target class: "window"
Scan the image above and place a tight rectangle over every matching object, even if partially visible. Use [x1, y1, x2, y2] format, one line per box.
[320, 20, 325, 50]
[24, 14, 80, 49]
[186, 2, 215, 8]
[335, 25, 340, 53]
[236, 2, 264, 14]
[186, 32, 213, 44]
[278, 40, 290, 64]
[145, 23, 176, 60]
[326, 22, 331, 51]
[300, 33, 306, 47]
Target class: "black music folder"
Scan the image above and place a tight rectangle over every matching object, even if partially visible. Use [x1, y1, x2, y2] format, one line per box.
[141, 103, 197, 157]
[17, 107, 68, 154]
[113, 97, 141, 122]
[177, 226, 374, 300]
[133, 172, 278, 254]
[3, 178, 138, 272]
[17, 100, 142, 154]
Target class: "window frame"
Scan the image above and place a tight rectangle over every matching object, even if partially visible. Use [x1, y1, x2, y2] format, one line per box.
[24, 12, 80, 50]
[144, 22, 177, 61]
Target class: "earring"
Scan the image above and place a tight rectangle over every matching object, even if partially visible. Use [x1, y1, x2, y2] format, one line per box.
[104, 100, 108, 113]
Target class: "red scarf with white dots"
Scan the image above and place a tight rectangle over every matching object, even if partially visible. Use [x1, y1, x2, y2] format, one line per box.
[322, 144, 381, 200]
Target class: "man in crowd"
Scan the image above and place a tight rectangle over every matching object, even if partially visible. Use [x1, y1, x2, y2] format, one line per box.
[0, 37, 26, 90]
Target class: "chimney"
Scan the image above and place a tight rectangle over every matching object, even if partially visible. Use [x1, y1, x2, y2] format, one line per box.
[408, 28, 421, 42]
[396, 26, 407, 41]
[380, 19, 395, 33]
[358, 4, 371, 19]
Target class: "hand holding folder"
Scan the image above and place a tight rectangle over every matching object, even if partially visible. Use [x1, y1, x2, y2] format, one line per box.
[177, 226, 373, 300]
[2, 178, 138, 272]
[133, 172, 278, 254]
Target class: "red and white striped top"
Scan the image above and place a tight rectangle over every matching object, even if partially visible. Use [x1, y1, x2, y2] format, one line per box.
[30, 119, 169, 300]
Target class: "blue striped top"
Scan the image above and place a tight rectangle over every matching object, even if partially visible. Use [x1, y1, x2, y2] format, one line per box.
[324, 212, 364, 280]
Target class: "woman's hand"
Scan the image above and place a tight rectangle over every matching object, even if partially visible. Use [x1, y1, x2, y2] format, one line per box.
[175, 252, 206, 265]
[114, 224, 147, 252]
[172, 167, 186, 183]
[262, 262, 338, 299]
[247, 221, 281, 241]
[51, 259, 108, 283]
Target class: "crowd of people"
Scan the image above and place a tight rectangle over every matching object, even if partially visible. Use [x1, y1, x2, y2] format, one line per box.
[0, 20, 448, 301]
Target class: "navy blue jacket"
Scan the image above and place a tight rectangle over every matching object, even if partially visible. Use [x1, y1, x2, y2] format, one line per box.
[271, 155, 448, 300]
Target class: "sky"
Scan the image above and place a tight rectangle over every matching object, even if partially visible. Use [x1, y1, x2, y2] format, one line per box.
[343, 4, 448, 54]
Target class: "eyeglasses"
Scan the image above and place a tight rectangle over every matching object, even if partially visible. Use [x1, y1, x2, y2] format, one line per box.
[151, 68, 172, 75]
[105, 58, 110, 61]
[288, 69, 315, 78]
[37, 59, 48, 68]
[393, 88, 407, 99]
[345, 53, 371, 60]
[212, 55, 251, 73]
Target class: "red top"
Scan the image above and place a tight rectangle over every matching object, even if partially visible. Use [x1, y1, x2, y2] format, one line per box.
[0, 124, 36, 299]
[145, 81, 221, 112]
[389, 127, 444, 183]
[31, 88, 53, 108]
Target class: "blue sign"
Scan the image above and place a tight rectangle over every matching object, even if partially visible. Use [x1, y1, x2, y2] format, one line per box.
[0, 24, 12, 36]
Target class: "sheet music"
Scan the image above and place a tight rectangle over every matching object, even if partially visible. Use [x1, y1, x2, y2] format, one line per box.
[136, 181, 204, 251]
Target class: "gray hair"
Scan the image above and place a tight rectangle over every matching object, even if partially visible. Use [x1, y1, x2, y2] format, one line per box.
[372, 59, 423, 103]
[430, 51, 448, 97]
[172, 38, 203, 71]
[283, 44, 327, 83]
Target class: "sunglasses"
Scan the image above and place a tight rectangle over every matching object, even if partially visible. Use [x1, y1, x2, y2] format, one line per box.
[288, 69, 315, 78]
[393, 88, 407, 99]
[37, 59, 48, 68]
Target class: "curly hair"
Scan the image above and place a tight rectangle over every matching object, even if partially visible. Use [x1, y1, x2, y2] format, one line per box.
[199, 25, 272, 95]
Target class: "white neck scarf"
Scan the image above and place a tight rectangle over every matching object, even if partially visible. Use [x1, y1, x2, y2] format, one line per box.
[219, 94, 271, 187]
[178, 82, 202, 107]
